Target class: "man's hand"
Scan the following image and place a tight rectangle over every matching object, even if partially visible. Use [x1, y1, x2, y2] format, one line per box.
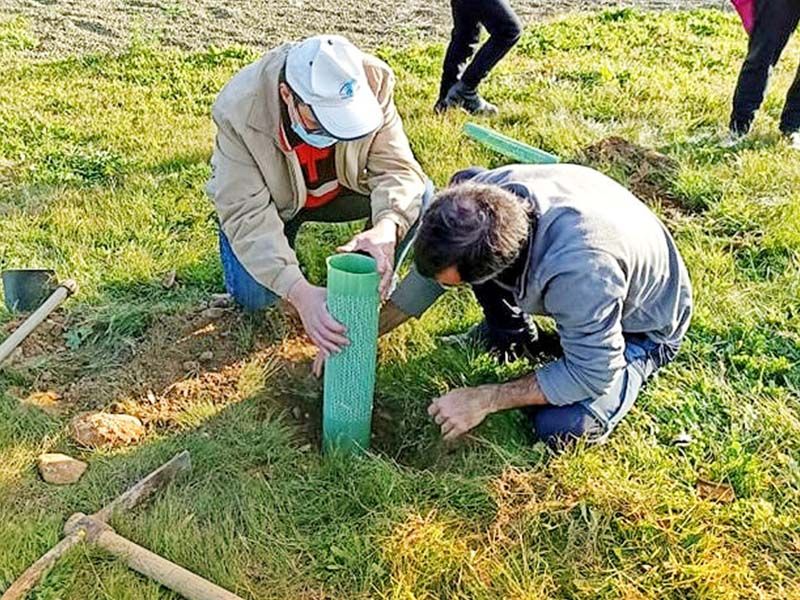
[287, 279, 349, 357]
[312, 352, 325, 378]
[427, 385, 500, 441]
[427, 375, 549, 441]
[311, 300, 411, 379]
[338, 218, 397, 300]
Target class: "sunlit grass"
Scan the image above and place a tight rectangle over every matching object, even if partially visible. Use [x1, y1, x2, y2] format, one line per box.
[1, 8, 799, 599]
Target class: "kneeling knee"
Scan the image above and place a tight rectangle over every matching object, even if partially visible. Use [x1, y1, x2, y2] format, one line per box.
[529, 406, 606, 448]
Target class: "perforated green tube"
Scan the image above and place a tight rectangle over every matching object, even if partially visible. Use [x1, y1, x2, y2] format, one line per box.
[323, 253, 380, 453]
[464, 122, 560, 164]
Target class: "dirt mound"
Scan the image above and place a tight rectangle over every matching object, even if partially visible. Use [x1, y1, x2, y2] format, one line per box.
[578, 136, 684, 214]
[1, 314, 68, 363]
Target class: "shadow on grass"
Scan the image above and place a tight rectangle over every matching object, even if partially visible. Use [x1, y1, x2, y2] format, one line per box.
[0, 322, 547, 597]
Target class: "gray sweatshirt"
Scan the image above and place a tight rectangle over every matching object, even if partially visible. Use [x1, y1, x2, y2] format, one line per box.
[467, 164, 693, 406]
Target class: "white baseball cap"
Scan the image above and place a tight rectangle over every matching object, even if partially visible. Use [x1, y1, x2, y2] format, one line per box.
[285, 35, 383, 140]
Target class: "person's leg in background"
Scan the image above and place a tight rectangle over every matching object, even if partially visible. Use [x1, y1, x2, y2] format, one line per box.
[436, 0, 482, 111]
[729, 0, 797, 139]
[441, 0, 522, 115]
[778, 6, 800, 143]
[782, 62, 800, 149]
[525, 335, 676, 448]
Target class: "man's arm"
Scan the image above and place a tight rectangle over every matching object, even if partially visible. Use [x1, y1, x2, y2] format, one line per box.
[490, 373, 549, 411]
[428, 373, 548, 441]
[339, 65, 428, 298]
[210, 118, 304, 297]
[210, 119, 347, 354]
[535, 251, 628, 406]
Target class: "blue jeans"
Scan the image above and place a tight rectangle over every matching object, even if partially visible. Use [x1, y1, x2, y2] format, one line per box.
[219, 182, 435, 312]
[524, 334, 679, 447]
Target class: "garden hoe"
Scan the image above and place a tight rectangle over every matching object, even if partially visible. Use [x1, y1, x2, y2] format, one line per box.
[3, 451, 244, 600]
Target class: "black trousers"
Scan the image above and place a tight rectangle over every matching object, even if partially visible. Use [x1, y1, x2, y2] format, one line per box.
[472, 279, 528, 333]
[731, 0, 800, 133]
[438, 0, 523, 101]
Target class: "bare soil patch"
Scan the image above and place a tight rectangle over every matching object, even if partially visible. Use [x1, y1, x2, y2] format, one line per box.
[3, 302, 410, 456]
[2, 0, 726, 58]
[4, 305, 321, 437]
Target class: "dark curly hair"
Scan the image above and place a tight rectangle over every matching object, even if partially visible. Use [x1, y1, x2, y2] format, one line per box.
[414, 182, 531, 283]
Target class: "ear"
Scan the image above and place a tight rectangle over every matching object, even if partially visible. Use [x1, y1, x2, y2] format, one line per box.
[278, 82, 293, 107]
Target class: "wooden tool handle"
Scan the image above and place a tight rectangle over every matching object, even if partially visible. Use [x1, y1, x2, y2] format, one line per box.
[93, 450, 191, 523]
[95, 528, 244, 600]
[1, 531, 84, 600]
[2, 451, 190, 600]
[0, 280, 77, 366]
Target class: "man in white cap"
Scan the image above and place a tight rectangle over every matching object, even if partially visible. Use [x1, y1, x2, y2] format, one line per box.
[207, 35, 439, 359]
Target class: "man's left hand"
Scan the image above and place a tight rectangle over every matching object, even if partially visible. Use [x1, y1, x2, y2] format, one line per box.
[428, 385, 499, 441]
[338, 218, 397, 300]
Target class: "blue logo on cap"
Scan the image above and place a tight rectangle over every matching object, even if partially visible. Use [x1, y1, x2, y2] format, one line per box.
[339, 79, 357, 100]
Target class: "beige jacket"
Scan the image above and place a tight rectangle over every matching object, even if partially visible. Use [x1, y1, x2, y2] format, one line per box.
[206, 43, 427, 297]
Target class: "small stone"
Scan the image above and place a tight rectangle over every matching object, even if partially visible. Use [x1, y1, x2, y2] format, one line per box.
[37, 453, 87, 485]
[303, 412, 310, 420]
[182, 360, 200, 371]
[199, 351, 213, 362]
[22, 390, 63, 416]
[145, 390, 157, 404]
[298, 443, 312, 452]
[292, 406, 303, 420]
[200, 307, 225, 320]
[209, 293, 232, 308]
[671, 432, 693, 447]
[70, 412, 145, 448]
[161, 270, 177, 289]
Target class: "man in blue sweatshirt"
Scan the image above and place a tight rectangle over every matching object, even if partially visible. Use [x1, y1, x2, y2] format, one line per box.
[404, 164, 693, 446]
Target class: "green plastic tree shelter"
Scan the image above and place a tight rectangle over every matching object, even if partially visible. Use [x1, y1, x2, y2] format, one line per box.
[323, 253, 380, 453]
[463, 122, 560, 164]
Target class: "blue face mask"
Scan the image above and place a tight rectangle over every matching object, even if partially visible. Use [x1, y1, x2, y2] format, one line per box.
[288, 94, 338, 148]
[291, 121, 338, 148]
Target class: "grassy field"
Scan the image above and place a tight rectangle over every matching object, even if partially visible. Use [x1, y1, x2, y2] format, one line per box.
[1, 8, 800, 599]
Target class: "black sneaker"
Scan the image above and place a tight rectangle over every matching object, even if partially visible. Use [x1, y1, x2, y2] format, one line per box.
[722, 119, 751, 148]
[784, 130, 800, 150]
[433, 98, 449, 114]
[441, 319, 559, 362]
[440, 81, 499, 116]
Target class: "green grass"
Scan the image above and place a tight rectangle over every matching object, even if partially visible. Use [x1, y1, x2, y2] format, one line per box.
[2, 8, 800, 599]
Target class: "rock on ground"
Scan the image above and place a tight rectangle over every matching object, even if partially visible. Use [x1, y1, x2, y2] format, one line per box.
[37, 453, 88, 485]
[70, 412, 145, 448]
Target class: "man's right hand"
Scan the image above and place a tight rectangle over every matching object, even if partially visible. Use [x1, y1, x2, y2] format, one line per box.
[287, 279, 349, 357]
